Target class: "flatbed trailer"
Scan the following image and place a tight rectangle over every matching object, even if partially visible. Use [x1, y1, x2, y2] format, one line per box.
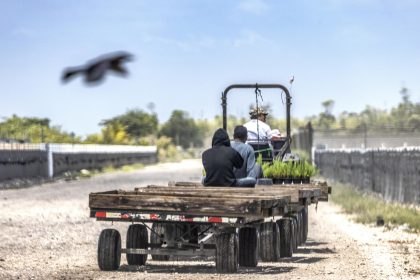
[89, 181, 330, 273]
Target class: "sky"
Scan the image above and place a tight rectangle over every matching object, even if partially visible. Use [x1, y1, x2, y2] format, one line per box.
[1, 0, 420, 136]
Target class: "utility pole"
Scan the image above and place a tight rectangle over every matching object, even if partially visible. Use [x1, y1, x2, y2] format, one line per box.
[363, 122, 367, 149]
[41, 126, 45, 143]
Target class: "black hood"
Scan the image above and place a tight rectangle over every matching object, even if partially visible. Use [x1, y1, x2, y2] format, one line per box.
[211, 128, 230, 147]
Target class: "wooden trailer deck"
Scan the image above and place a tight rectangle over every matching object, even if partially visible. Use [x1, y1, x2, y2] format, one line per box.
[89, 181, 328, 220]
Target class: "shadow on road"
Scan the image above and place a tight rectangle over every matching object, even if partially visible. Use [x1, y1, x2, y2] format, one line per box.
[301, 241, 329, 247]
[280, 256, 328, 264]
[297, 247, 336, 254]
[118, 263, 295, 274]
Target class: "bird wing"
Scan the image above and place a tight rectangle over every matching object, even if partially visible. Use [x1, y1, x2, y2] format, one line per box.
[61, 67, 84, 82]
[109, 58, 128, 74]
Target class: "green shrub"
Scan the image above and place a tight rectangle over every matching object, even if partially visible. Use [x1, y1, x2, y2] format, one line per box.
[331, 182, 420, 232]
[262, 159, 317, 179]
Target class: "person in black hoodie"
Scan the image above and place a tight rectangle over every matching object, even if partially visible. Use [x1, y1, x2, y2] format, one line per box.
[202, 128, 256, 187]
[202, 128, 243, 186]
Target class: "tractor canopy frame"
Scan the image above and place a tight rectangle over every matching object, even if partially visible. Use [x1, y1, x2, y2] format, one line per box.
[221, 83, 292, 138]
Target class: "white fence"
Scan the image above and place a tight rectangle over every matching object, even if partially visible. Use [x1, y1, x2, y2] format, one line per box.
[0, 143, 157, 182]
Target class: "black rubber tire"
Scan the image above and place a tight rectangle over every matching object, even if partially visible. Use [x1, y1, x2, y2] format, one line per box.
[291, 217, 298, 252]
[150, 223, 170, 261]
[126, 224, 148, 265]
[239, 227, 259, 267]
[298, 211, 304, 246]
[278, 218, 293, 258]
[97, 229, 121, 271]
[290, 213, 302, 246]
[215, 232, 238, 273]
[302, 205, 308, 243]
[259, 222, 281, 262]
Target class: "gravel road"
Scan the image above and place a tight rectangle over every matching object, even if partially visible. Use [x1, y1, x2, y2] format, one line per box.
[0, 159, 418, 280]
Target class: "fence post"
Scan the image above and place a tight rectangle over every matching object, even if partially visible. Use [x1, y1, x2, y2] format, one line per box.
[46, 143, 53, 178]
[307, 122, 313, 162]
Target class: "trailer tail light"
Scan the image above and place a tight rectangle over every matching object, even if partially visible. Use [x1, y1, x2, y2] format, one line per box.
[208, 217, 222, 223]
[95, 211, 106, 218]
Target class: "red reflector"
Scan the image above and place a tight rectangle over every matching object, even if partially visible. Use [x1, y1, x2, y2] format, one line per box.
[150, 214, 158, 220]
[95, 212, 106, 218]
[208, 217, 222, 223]
[121, 213, 130, 219]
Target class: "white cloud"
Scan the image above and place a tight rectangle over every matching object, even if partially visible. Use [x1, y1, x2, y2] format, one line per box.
[237, 0, 269, 15]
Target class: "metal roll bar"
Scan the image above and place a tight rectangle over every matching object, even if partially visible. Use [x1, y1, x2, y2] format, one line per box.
[221, 83, 292, 137]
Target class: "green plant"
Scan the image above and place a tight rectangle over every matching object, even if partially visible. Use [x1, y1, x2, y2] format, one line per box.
[262, 159, 318, 179]
[302, 161, 317, 177]
[256, 153, 263, 166]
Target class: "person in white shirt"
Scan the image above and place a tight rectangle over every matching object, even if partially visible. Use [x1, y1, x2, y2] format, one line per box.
[243, 108, 281, 141]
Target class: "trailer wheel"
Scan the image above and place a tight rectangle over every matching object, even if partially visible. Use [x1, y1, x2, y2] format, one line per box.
[290, 213, 302, 246]
[291, 217, 298, 252]
[259, 222, 281, 262]
[126, 224, 148, 265]
[216, 232, 238, 273]
[302, 205, 308, 243]
[277, 218, 293, 258]
[150, 223, 170, 261]
[97, 229, 121, 271]
[298, 211, 304, 245]
[239, 227, 259, 267]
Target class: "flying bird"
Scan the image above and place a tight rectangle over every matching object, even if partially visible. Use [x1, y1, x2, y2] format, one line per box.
[61, 51, 134, 85]
[289, 75, 295, 84]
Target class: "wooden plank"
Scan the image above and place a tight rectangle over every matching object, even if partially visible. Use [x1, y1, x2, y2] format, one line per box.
[142, 185, 301, 203]
[130, 191, 290, 208]
[171, 181, 316, 188]
[146, 184, 303, 195]
[168, 181, 323, 195]
[89, 194, 261, 217]
[148, 184, 318, 201]
[132, 188, 291, 201]
[91, 190, 290, 209]
[312, 181, 331, 201]
[170, 181, 202, 187]
[89, 193, 263, 217]
[171, 181, 326, 201]
[128, 187, 291, 208]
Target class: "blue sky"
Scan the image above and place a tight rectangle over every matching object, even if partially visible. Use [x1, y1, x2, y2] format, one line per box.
[1, 0, 419, 136]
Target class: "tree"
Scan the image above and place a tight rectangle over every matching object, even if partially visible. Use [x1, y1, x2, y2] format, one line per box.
[0, 115, 79, 143]
[160, 110, 203, 149]
[100, 109, 158, 139]
[318, 100, 336, 130]
[390, 87, 416, 132]
[101, 122, 130, 144]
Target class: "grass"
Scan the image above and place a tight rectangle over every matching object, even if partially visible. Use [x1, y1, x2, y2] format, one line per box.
[68, 163, 146, 180]
[331, 182, 420, 232]
[102, 163, 145, 173]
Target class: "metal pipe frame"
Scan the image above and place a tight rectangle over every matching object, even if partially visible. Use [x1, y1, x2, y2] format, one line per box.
[221, 83, 292, 137]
